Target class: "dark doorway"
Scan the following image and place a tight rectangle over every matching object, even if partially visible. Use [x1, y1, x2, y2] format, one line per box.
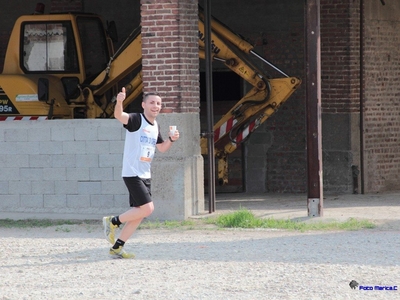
[200, 71, 245, 193]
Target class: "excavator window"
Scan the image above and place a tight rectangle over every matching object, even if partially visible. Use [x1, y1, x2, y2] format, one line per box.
[21, 21, 79, 73]
[76, 16, 110, 84]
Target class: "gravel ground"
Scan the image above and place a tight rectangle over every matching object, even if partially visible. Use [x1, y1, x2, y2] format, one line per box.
[1, 222, 399, 300]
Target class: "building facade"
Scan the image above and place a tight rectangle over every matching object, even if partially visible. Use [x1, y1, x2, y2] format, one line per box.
[1, 0, 400, 196]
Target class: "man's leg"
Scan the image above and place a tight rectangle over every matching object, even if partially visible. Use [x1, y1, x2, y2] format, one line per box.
[118, 202, 154, 241]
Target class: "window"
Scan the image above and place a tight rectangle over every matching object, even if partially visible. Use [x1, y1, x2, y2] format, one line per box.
[76, 17, 110, 82]
[22, 22, 78, 73]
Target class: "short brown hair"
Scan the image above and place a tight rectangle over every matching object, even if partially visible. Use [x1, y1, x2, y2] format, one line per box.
[143, 92, 161, 102]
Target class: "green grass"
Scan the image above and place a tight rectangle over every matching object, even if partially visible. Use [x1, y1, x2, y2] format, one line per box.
[208, 208, 376, 231]
[0, 219, 96, 228]
[0, 209, 376, 231]
[139, 219, 197, 230]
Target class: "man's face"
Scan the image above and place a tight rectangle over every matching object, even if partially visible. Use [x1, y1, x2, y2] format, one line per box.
[142, 95, 162, 119]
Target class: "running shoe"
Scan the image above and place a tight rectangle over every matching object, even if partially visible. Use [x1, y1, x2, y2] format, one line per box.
[109, 246, 135, 259]
[102, 216, 117, 245]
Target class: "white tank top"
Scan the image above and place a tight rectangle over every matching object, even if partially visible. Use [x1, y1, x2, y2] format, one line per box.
[121, 114, 159, 178]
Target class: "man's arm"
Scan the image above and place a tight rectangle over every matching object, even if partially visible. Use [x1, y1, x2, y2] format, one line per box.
[114, 87, 129, 125]
[156, 130, 180, 153]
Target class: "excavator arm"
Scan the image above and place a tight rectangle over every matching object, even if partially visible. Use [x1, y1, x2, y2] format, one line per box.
[197, 8, 301, 185]
[82, 27, 143, 118]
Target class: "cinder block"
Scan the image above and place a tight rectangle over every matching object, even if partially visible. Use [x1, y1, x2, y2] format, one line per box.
[0, 195, 20, 208]
[98, 126, 123, 141]
[44, 194, 67, 208]
[19, 168, 43, 181]
[29, 127, 51, 142]
[90, 194, 114, 208]
[32, 180, 55, 194]
[29, 154, 53, 168]
[89, 167, 114, 180]
[66, 168, 90, 181]
[85, 141, 110, 154]
[52, 154, 76, 168]
[2, 155, 29, 168]
[113, 167, 123, 180]
[114, 194, 128, 207]
[21, 194, 44, 208]
[21, 142, 41, 154]
[75, 126, 98, 141]
[76, 155, 99, 168]
[109, 141, 124, 154]
[55, 180, 78, 195]
[63, 141, 86, 154]
[9, 181, 31, 194]
[43, 168, 67, 181]
[0, 181, 9, 194]
[78, 181, 101, 195]
[1, 142, 40, 155]
[51, 127, 74, 141]
[101, 180, 126, 195]
[39, 141, 63, 154]
[0, 168, 20, 180]
[67, 195, 91, 208]
[4, 128, 28, 142]
[0, 142, 16, 155]
[99, 154, 122, 168]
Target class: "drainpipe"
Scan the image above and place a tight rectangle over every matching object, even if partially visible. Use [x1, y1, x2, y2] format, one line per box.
[359, 0, 365, 194]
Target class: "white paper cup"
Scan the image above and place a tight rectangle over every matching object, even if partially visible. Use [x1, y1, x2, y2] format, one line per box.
[169, 125, 177, 136]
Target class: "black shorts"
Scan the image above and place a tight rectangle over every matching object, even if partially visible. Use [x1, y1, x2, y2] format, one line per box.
[123, 176, 152, 207]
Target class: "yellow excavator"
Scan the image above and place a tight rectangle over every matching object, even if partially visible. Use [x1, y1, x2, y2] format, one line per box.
[0, 5, 301, 185]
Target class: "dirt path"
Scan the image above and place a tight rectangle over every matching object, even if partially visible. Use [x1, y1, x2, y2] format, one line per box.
[1, 222, 399, 300]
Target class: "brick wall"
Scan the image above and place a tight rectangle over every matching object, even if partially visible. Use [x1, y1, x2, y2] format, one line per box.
[363, 2, 400, 192]
[320, 0, 360, 114]
[140, 0, 199, 113]
[319, 0, 400, 193]
[50, 0, 82, 13]
[318, 0, 362, 193]
[241, 1, 306, 193]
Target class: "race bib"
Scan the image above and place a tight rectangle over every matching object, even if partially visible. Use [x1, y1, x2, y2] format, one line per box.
[140, 145, 155, 162]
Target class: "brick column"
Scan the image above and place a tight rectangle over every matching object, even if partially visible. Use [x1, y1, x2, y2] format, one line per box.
[141, 0, 199, 113]
[140, 0, 204, 220]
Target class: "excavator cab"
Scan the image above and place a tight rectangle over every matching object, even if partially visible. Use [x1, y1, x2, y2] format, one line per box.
[1, 13, 114, 119]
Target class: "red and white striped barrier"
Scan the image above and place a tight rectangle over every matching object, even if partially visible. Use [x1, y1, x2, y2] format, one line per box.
[0, 116, 48, 121]
[234, 121, 256, 143]
[214, 117, 237, 142]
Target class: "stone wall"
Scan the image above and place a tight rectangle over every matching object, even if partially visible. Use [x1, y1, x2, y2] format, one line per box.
[0, 117, 204, 220]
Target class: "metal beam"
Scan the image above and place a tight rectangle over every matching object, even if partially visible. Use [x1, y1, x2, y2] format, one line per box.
[204, 0, 216, 213]
[305, 0, 323, 217]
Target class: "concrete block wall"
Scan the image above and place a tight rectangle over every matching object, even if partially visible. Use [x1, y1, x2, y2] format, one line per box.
[0, 116, 204, 220]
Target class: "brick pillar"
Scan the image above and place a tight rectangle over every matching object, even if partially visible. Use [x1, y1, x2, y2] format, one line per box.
[141, 0, 199, 113]
[140, 0, 204, 220]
